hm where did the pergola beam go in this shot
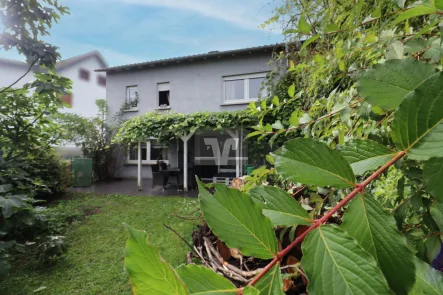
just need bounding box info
[226,129,241,178]
[137,140,142,191]
[180,130,195,192]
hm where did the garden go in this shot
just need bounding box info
[1,0,443,294]
[1,193,199,294]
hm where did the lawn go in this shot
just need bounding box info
[1,193,201,295]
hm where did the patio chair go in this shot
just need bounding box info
[151,164,166,189]
[159,162,168,171]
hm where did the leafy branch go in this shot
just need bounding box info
[243,151,406,294]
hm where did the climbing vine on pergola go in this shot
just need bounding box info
[114,110,258,191]
[114,110,258,144]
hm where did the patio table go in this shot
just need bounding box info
[160,168,180,189]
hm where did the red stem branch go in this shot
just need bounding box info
[238,151,406,294]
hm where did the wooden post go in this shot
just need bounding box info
[180,131,195,192]
[226,129,240,178]
[137,140,142,191]
[184,136,188,192]
[240,128,244,176]
[235,130,240,178]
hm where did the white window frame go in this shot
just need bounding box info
[125,85,138,111]
[222,72,268,104]
[126,140,169,165]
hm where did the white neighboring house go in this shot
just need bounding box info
[0,51,108,118]
[0,51,108,157]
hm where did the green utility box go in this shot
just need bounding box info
[71,158,93,187]
[245,165,255,176]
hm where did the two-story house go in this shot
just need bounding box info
[0,51,108,158]
[97,44,282,186]
[0,51,108,118]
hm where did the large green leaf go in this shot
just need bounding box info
[198,181,278,259]
[274,138,355,188]
[392,72,443,160]
[0,195,25,218]
[243,286,259,295]
[341,194,416,294]
[253,263,284,295]
[357,59,436,110]
[394,4,437,25]
[425,235,442,263]
[298,15,311,34]
[424,158,443,202]
[124,225,188,295]
[409,258,443,295]
[340,140,398,175]
[176,264,237,295]
[249,186,313,227]
[430,203,443,233]
[301,225,392,295]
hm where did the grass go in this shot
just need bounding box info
[1,193,201,295]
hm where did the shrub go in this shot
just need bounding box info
[121,0,443,294]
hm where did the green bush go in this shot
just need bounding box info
[27,149,70,199]
[0,148,70,200]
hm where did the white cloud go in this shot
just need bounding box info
[109,0,276,31]
[0,40,144,67]
[159,35,202,46]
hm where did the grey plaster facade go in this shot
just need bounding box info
[103,47,278,179]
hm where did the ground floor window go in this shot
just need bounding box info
[127,140,168,164]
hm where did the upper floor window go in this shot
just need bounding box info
[158,82,170,108]
[97,75,106,87]
[79,68,90,81]
[125,86,138,110]
[61,94,73,107]
[223,73,267,102]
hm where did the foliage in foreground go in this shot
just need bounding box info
[122,0,443,294]
[0,0,71,279]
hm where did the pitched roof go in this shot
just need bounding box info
[0,50,108,71]
[56,50,108,71]
[0,57,28,68]
[95,43,285,73]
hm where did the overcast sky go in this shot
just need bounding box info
[0,0,283,66]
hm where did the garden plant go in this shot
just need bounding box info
[122,0,443,294]
[0,0,71,278]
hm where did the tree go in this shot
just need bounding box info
[59,99,123,181]
[0,0,70,279]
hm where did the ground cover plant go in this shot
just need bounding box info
[122,0,443,294]
[0,193,200,295]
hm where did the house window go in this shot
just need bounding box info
[150,140,169,162]
[223,73,267,102]
[127,140,169,164]
[97,75,106,87]
[126,86,138,110]
[158,82,170,108]
[79,68,90,81]
[128,142,147,161]
[61,94,73,107]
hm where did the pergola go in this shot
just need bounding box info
[114,110,257,191]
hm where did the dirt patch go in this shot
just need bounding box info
[189,222,307,294]
[82,206,102,216]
